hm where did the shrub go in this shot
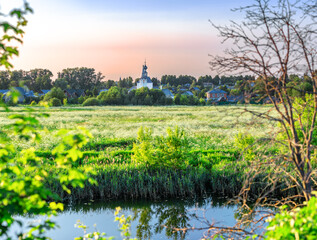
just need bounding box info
[78,96,85,104]
[30,100,37,106]
[44,87,65,102]
[63,98,67,105]
[264,196,317,239]
[234,133,256,161]
[132,126,192,169]
[50,97,62,106]
[199,98,206,105]
[82,97,100,106]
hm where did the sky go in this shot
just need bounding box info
[1,0,252,80]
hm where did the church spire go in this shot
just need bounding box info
[141,60,148,78]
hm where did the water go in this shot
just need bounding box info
[11,197,245,240]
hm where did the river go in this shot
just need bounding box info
[12,197,253,240]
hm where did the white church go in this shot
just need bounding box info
[136,61,153,89]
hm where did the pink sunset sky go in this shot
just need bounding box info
[1,0,247,80]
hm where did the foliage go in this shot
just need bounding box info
[234,133,256,161]
[78,96,85,104]
[264,195,317,239]
[83,97,100,106]
[75,220,114,240]
[0,2,33,69]
[56,67,104,91]
[98,86,124,105]
[132,126,192,169]
[115,207,138,240]
[0,101,96,238]
[44,87,65,102]
[50,97,62,107]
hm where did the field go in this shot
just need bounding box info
[0,105,281,201]
[0,105,277,149]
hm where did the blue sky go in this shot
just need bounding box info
[2,0,254,80]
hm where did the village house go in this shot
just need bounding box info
[4,87,37,103]
[64,89,85,98]
[162,89,174,99]
[38,89,51,97]
[206,89,228,100]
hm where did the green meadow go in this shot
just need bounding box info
[0,105,281,201]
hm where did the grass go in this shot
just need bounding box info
[0,105,277,151]
[0,105,282,201]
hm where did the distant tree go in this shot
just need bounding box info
[57,67,104,91]
[144,94,153,105]
[0,71,10,89]
[174,93,181,105]
[150,89,165,104]
[25,69,53,92]
[104,80,116,89]
[44,87,65,102]
[97,86,124,105]
[118,77,133,88]
[180,95,189,105]
[151,77,159,87]
[54,78,68,90]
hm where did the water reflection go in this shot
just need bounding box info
[61,197,234,240]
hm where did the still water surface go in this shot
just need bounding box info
[15,197,240,240]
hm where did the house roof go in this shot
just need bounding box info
[40,90,51,94]
[162,89,174,97]
[0,90,9,94]
[138,76,152,84]
[14,87,27,95]
[207,89,227,94]
[182,91,194,96]
[25,90,37,97]
[128,86,137,93]
[193,87,200,91]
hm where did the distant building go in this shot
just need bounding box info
[137,61,153,90]
[0,90,9,95]
[162,89,174,99]
[182,91,194,96]
[128,86,137,93]
[206,89,228,100]
[39,89,51,97]
[4,87,37,103]
[64,89,85,98]
[192,87,201,92]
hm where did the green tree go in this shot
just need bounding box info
[44,87,65,102]
[54,78,68,90]
[144,94,153,105]
[0,2,32,69]
[25,69,53,92]
[57,67,104,91]
[174,93,181,105]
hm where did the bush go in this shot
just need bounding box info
[44,87,65,102]
[30,101,37,106]
[234,133,256,161]
[199,98,206,105]
[132,126,192,169]
[78,96,85,104]
[264,196,317,239]
[50,97,62,106]
[82,97,100,106]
